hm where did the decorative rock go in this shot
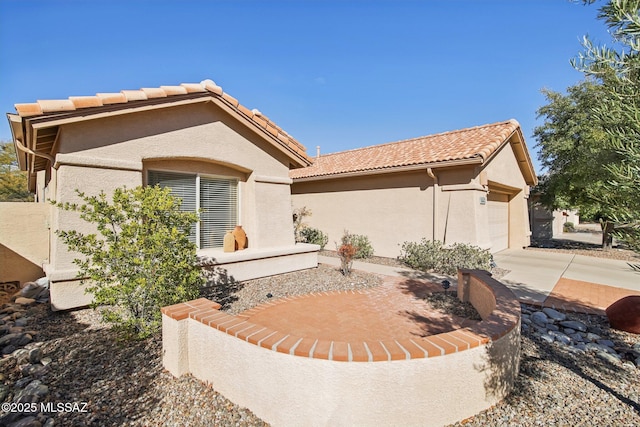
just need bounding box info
[21,364,48,378]
[635,356,640,368]
[24,380,49,397]
[17,334,32,346]
[605,295,640,334]
[569,333,585,343]
[586,332,601,342]
[14,317,28,327]
[563,328,576,335]
[543,307,567,321]
[28,348,42,364]
[0,333,23,347]
[586,342,617,355]
[11,348,29,364]
[596,351,621,365]
[560,320,587,332]
[532,311,549,326]
[2,345,16,355]
[547,323,560,332]
[597,339,615,348]
[540,333,554,343]
[549,330,572,345]
[15,377,33,388]
[40,357,51,367]
[14,297,36,306]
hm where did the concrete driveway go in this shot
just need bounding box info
[493,248,640,308]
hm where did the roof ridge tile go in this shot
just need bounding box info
[11,78,312,166]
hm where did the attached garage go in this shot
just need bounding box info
[487,192,509,253]
[291,119,538,258]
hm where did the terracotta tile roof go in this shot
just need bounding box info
[13,79,312,165]
[290,120,521,179]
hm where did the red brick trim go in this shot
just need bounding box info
[162,270,520,362]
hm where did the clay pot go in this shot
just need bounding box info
[232,225,247,250]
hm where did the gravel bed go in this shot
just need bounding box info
[319,249,405,267]
[1,266,638,426]
[528,239,640,262]
[452,306,640,427]
[425,291,481,321]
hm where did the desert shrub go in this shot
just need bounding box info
[398,239,446,271]
[337,243,357,275]
[293,206,312,242]
[441,242,492,275]
[300,227,329,249]
[341,231,374,259]
[563,221,575,232]
[55,186,204,339]
[399,239,491,276]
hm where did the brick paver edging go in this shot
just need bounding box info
[161,269,520,362]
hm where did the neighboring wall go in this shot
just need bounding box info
[0,202,50,284]
[291,138,533,258]
[291,170,435,258]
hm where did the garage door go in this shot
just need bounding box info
[488,193,509,253]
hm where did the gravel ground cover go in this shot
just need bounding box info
[527,238,640,262]
[0,263,638,426]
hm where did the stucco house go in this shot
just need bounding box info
[291,120,538,257]
[6,79,319,310]
[4,78,539,310]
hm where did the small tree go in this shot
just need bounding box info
[0,141,31,202]
[337,243,357,276]
[56,186,204,339]
[293,206,312,242]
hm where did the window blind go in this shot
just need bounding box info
[200,177,238,248]
[148,170,238,249]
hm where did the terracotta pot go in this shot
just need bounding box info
[232,225,247,250]
[223,231,236,253]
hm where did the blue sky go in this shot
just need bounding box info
[0,0,612,173]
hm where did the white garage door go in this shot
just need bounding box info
[488,193,509,253]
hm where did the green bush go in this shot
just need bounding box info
[341,231,374,259]
[55,186,204,339]
[300,227,329,249]
[399,239,491,275]
[563,221,575,232]
[442,242,492,275]
[398,239,446,271]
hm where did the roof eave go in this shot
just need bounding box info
[19,94,312,170]
[482,127,538,186]
[291,157,483,182]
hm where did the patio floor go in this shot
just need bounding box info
[238,276,480,343]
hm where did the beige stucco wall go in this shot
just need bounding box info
[482,139,532,249]
[42,101,301,309]
[177,320,518,427]
[292,139,533,258]
[0,202,50,284]
[291,171,434,257]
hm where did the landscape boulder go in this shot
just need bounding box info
[606,295,640,334]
